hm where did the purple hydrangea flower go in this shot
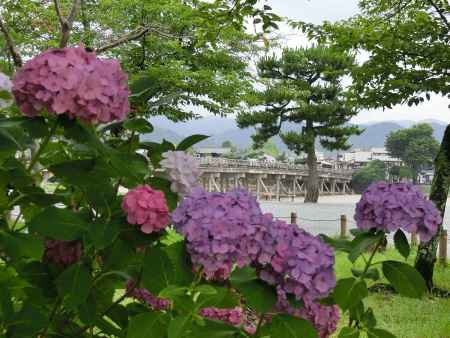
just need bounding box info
[43,239,82,267]
[255,217,336,301]
[355,181,441,242]
[199,307,244,326]
[160,151,201,195]
[126,281,170,311]
[276,288,339,338]
[172,188,265,280]
[12,46,129,123]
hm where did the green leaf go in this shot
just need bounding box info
[260,314,318,338]
[338,327,360,338]
[363,308,377,328]
[382,260,426,298]
[320,234,353,252]
[351,267,380,281]
[8,304,48,337]
[127,312,168,338]
[88,219,120,250]
[189,319,240,338]
[332,277,368,311]
[393,229,410,260]
[123,118,154,133]
[230,266,276,313]
[163,242,194,286]
[0,231,44,261]
[348,232,384,263]
[168,315,191,338]
[56,263,92,310]
[367,328,397,338]
[177,134,209,151]
[142,247,175,294]
[29,206,88,240]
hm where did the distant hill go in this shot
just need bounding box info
[144,116,447,151]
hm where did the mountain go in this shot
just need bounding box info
[144,117,447,151]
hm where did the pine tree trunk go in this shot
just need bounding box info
[304,144,319,203]
[414,124,450,290]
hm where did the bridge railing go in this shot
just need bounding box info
[195,157,354,177]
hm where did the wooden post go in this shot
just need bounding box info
[290,212,297,225]
[340,214,347,238]
[438,230,448,266]
[411,231,418,247]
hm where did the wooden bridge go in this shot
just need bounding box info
[196,157,354,200]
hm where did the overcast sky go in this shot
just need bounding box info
[263,0,450,124]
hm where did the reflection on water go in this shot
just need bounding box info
[260,195,450,257]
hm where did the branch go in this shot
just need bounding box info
[55,0,81,48]
[95,25,177,54]
[427,0,450,31]
[0,16,23,68]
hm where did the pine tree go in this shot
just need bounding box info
[238,46,360,202]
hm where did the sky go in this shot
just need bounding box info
[263,0,450,124]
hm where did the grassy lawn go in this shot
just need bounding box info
[332,248,450,338]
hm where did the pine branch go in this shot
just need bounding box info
[0,16,23,68]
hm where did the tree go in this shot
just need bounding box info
[385,124,440,184]
[351,160,386,193]
[237,46,360,203]
[277,152,287,162]
[297,0,449,288]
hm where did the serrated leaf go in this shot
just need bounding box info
[127,312,168,338]
[168,315,191,338]
[56,263,92,310]
[332,277,368,311]
[176,134,209,151]
[382,260,426,298]
[348,232,384,263]
[142,247,175,294]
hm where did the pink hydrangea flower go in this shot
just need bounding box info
[160,151,201,195]
[43,239,82,267]
[126,281,170,311]
[122,185,170,234]
[12,46,129,123]
[199,307,244,326]
[0,72,13,109]
[355,181,441,242]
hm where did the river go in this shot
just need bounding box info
[260,195,450,257]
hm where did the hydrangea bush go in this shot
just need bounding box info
[0,47,434,338]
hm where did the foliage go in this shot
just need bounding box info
[237,46,361,202]
[351,160,386,193]
[385,124,439,183]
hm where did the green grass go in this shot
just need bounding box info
[332,248,450,338]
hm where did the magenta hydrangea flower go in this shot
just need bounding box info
[126,281,170,311]
[12,46,129,123]
[0,72,13,109]
[172,188,265,280]
[200,307,244,326]
[43,239,82,267]
[355,181,441,242]
[276,288,339,338]
[160,151,201,195]
[255,217,336,301]
[122,185,170,234]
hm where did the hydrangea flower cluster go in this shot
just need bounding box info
[276,288,339,338]
[199,307,244,326]
[172,188,265,279]
[126,281,170,311]
[256,218,336,301]
[160,151,201,195]
[0,72,13,109]
[43,239,82,267]
[355,181,441,242]
[122,185,169,234]
[12,46,129,123]
[199,307,256,335]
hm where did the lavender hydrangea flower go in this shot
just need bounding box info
[12,46,129,123]
[255,217,336,301]
[172,188,265,279]
[126,281,170,311]
[355,181,441,242]
[43,239,82,267]
[160,151,201,195]
[0,72,13,109]
[276,288,339,338]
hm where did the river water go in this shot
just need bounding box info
[260,195,450,257]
